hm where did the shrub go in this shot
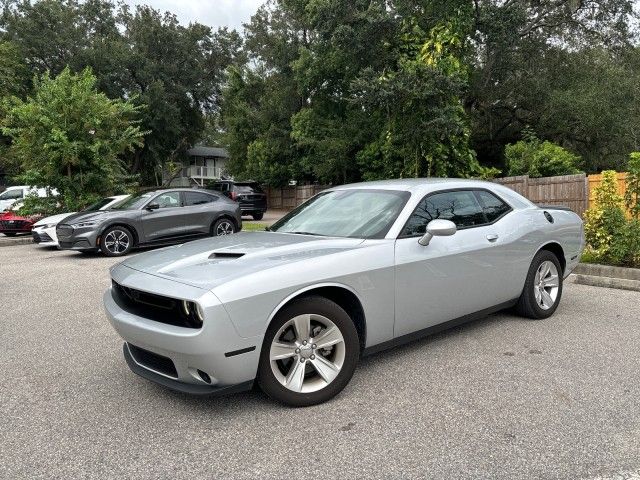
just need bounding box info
[505,130,582,178]
[583,170,625,262]
[625,152,640,220]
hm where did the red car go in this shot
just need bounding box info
[0,210,40,236]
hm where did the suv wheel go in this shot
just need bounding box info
[100,226,134,257]
[252,212,264,221]
[211,218,235,236]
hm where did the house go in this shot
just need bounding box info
[167,146,230,187]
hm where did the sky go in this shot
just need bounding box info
[122,0,265,31]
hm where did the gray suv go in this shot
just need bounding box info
[57,189,242,256]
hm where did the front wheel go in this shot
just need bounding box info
[211,218,236,236]
[100,226,134,257]
[515,250,563,319]
[3,232,17,237]
[258,296,359,407]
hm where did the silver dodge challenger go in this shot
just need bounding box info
[104,179,585,406]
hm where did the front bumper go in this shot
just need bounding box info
[57,226,100,251]
[32,226,58,245]
[104,264,262,394]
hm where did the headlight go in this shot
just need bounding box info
[181,300,204,327]
[40,223,56,229]
[72,221,97,228]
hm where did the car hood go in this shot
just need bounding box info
[118,231,365,290]
[34,212,76,227]
[62,209,128,224]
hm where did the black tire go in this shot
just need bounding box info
[3,232,17,237]
[252,212,264,221]
[211,217,236,236]
[515,249,563,320]
[99,225,134,257]
[258,296,360,407]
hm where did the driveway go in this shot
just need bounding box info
[1,243,639,479]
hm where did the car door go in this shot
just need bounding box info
[393,189,515,338]
[139,191,185,243]
[182,191,219,235]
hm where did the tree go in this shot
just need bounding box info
[2,67,145,209]
[0,0,242,184]
[468,0,639,172]
[223,0,492,186]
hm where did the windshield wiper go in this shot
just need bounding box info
[286,231,324,236]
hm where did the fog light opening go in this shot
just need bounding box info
[197,369,211,384]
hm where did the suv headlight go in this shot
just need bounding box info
[73,221,97,228]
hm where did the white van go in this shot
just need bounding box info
[0,186,58,211]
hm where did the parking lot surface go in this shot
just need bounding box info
[1,243,639,479]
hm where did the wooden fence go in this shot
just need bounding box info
[265,185,328,210]
[266,172,630,217]
[493,173,589,217]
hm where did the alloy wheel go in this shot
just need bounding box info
[533,260,560,310]
[269,314,346,393]
[215,221,234,236]
[104,229,130,254]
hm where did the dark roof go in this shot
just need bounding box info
[187,146,229,158]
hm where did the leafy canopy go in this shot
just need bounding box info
[2,67,145,210]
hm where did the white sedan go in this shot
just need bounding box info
[32,195,129,246]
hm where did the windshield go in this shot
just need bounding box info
[0,189,22,200]
[270,189,410,239]
[111,192,153,210]
[83,197,117,212]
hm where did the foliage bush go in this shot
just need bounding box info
[625,152,640,220]
[2,67,145,213]
[583,169,640,267]
[505,130,582,178]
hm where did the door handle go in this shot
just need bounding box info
[486,234,499,242]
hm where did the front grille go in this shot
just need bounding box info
[111,280,202,329]
[128,344,178,378]
[0,220,28,229]
[56,224,73,237]
[32,231,53,243]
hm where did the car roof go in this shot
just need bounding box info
[328,178,535,209]
[332,178,495,192]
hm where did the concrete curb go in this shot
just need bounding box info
[572,263,640,292]
[0,236,33,247]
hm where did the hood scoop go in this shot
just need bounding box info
[209,251,245,259]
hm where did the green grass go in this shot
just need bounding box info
[242,222,269,232]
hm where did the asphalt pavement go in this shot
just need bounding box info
[1,243,639,479]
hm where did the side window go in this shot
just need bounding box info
[475,190,511,222]
[401,190,486,236]
[153,191,181,209]
[212,184,223,192]
[184,191,216,206]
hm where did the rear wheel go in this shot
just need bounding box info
[3,232,17,237]
[252,212,264,221]
[515,250,563,319]
[258,296,359,407]
[100,226,134,257]
[211,218,235,236]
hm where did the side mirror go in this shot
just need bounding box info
[146,203,160,211]
[418,219,457,246]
